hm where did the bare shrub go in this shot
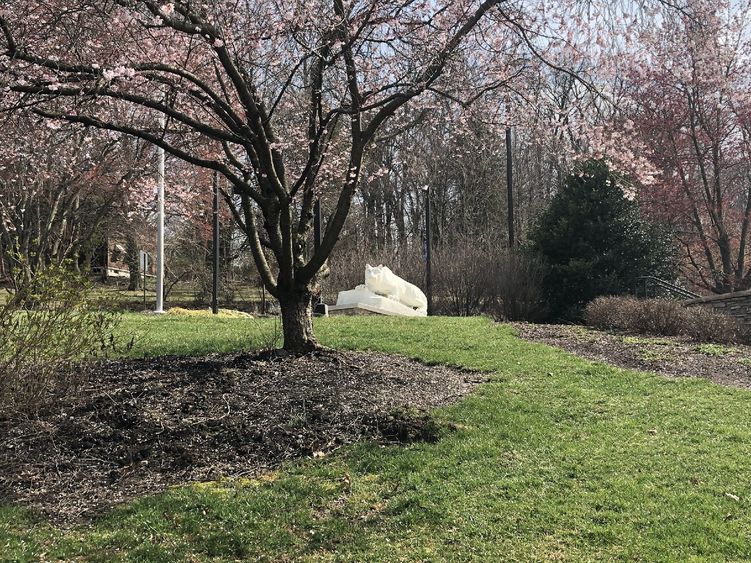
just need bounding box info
[685,306,745,344]
[433,243,545,320]
[0,262,122,413]
[635,300,687,335]
[583,296,637,330]
[584,296,746,344]
[432,241,493,316]
[324,237,544,320]
[191,269,238,307]
[585,296,684,334]
[491,251,546,321]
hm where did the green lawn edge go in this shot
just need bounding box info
[2,315,751,561]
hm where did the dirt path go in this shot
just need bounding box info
[1,350,484,524]
[513,322,751,389]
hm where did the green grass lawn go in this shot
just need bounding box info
[3,315,751,561]
[0,279,264,310]
[117,311,281,357]
[98,282,265,311]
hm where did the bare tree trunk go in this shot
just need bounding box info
[279,290,317,352]
[0,246,6,281]
[100,236,110,284]
[125,232,140,291]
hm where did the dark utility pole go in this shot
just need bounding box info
[313,198,323,306]
[211,171,220,315]
[142,254,147,306]
[506,127,515,249]
[425,186,433,315]
[314,198,322,252]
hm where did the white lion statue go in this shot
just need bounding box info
[334,264,428,316]
[364,264,428,313]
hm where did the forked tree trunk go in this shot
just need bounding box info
[279,289,318,352]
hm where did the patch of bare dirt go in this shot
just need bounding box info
[513,322,751,389]
[0,350,484,524]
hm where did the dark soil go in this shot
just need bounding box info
[0,350,484,524]
[514,322,751,389]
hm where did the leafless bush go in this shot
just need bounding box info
[584,296,640,330]
[490,251,546,321]
[432,241,493,316]
[191,269,238,307]
[324,237,544,320]
[685,306,746,344]
[585,296,685,334]
[430,240,544,319]
[584,296,746,344]
[0,263,122,413]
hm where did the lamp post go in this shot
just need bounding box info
[423,185,432,316]
[211,171,220,315]
[506,127,515,250]
[140,251,149,305]
[314,197,322,305]
[314,197,322,253]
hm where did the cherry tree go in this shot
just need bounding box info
[0,0,681,350]
[0,112,154,291]
[620,0,751,293]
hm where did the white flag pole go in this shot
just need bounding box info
[155,117,166,313]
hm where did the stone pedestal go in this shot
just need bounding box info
[331,285,427,317]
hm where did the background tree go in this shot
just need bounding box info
[0,112,152,294]
[530,160,677,320]
[619,1,751,294]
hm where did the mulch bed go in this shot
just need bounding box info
[1,350,484,524]
[513,322,751,389]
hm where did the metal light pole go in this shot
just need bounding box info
[313,197,322,306]
[141,252,148,306]
[506,127,515,250]
[211,171,220,315]
[424,185,432,316]
[155,118,166,313]
[314,197,322,253]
